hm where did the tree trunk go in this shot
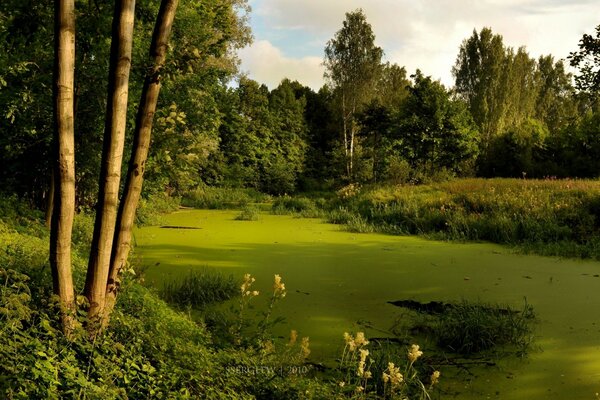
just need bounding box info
[341,91,349,177]
[103,0,179,326]
[45,170,55,228]
[50,0,77,337]
[85,0,136,330]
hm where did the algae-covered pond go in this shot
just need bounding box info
[136,209,600,399]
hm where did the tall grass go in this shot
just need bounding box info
[160,269,238,309]
[271,196,325,218]
[326,178,600,259]
[430,299,536,355]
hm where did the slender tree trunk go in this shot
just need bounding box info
[103,0,179,326]
[50,0,77,337]
[45,170,55,228]
[341,91,350,177]
[349,98,356,179]
[85,0,136,330]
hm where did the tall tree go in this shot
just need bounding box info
[106,0,179,323]
[85,0,136,327]
[568,24,600,109]
[535,55,578,133]
[50,0,77,336]
[398,71,479,175]
[324,9,383,179]
[452,28,507,149]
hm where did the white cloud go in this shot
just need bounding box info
[240,0,599,88]
[238,40,324,90]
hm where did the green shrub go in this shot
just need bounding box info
[182,187,268,210]
[235,205,260,221]
[271,196,323,217]
[135,193,180,226]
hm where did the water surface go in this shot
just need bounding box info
[136,209,600,399]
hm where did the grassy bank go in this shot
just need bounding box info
[0,196,341,399]
[2,195,447,399]
[266,178,600,259]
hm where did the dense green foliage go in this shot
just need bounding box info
[0,198,344,399]
[2,2,600,202]
[3,1,600,396]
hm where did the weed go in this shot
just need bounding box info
[235,205,260,221]
[160,268,238,309]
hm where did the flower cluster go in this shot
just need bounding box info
[273,274,286,298]
[382,362,404,387]
[288,329,298,346]
[337,183,361,199]
[357,349,371,378]
[241,273,259,297]
[300,337,311,358]
[430,370,441,386]
[408,344,423,363]
[343,331,369,352]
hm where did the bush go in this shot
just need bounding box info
[235,205,260,221]
[135,193,180,226]
[271,196,323,218]
[182,187,268,210]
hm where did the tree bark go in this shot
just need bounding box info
[45,170,55,228]
[85,0,136,330]
[103,0,179,326]
[50,0,77,337]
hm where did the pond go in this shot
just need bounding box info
[136,209,600,399]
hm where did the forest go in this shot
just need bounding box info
[2,0,600,399]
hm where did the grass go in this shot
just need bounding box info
[234,205,260,221]
[326,178,600,259]
[160,268,239,309]
[271,195,325,217]
[429,299,536,355]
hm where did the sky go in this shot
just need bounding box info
[237,0,599,90]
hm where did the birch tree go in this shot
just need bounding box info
[324,9,383,179]
[85,0,136,328]
[105,0,179,325]
[50,0,77,336]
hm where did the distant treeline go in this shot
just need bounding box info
[2,4,599,205]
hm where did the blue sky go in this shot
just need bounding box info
[237,0,599,90]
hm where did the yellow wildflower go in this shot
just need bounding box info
[289,330,298,346]
[357,348,369,376]
[383,362,403,387]
[408,344,423,363]
[300,337,310,358]
[354,332,369,347]
[262,340,275,354]
[431,370,441,386]
[241,273,257,296]
[273,274,286,297]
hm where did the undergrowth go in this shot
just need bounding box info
[182,187,269,210]
[326,178,600,260]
